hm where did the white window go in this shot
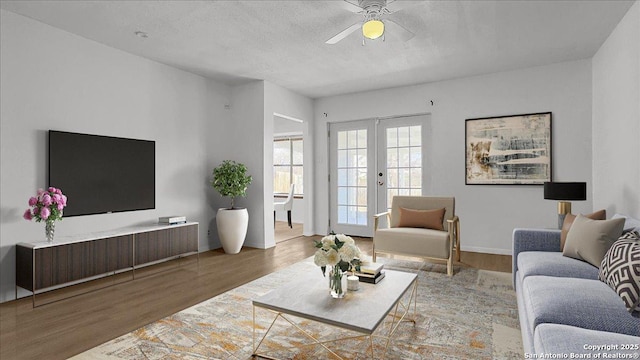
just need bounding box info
[273,137,303,196]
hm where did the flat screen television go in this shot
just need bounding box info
[48,130,155,217]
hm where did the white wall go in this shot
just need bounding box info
[592,1,640,219]
[209,81,314,249]
[209,81,266,249]
[274,115,303,135]
[0,10,230,302]
[314,60,593,254]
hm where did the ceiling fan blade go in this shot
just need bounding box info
[385,0,403,13]
[386,0,420,14]
[339,0,364,13]
[385,18,415,42]
[325,22,362,44]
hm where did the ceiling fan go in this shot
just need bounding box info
[326,0,415,45]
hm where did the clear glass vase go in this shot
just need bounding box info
[45,220,55,242]
[329,266,347,298]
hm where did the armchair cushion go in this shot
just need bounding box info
[397,207,445,230]
[374,227,450,259]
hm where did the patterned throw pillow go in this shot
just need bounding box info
[599,230,640,314]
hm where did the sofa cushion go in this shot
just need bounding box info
[517,251,598,282]
[600,230,640,314]
[515,277,535,354]
[522,275,640,336]
[534,323,640,356]
[563,215,625,267]
[561,210,606,250]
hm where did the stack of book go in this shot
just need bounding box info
[355,262,385,284]
[159,216,187,225]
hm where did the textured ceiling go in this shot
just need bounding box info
[0,0,634,98]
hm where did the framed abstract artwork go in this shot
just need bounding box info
[465,112,552,185]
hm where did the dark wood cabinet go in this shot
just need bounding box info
[135,230,170,265]
[107,235,134,272]
[16,223,198,294]
[169,225,198,257]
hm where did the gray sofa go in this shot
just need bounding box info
[513,228,640,357]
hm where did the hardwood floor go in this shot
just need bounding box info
[0,236,511,359]
[274,220,303,243]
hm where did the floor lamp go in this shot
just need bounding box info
[543,182,587,229]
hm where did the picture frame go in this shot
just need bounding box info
[465,112,552,185]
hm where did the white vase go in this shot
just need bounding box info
[216,208,249,254]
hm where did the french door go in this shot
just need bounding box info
[329,115,427,237]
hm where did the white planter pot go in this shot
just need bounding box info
[216,208,248,254]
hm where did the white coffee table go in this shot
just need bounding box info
[252,269,418,359]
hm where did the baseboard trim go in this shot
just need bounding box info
[462,246,512,256]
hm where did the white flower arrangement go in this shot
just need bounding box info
[313,233,362,275]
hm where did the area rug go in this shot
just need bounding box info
[71,258,522,359]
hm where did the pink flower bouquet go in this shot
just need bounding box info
[24,187,67,222]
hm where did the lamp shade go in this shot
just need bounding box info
[362,20,384,40]
[543,182,587,201]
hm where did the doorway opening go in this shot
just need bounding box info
[273,114,305,242]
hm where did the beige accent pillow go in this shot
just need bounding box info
[563,214,625,267]
[397,207,445,230]
[561,210,606,250]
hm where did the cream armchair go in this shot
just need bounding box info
[373,196,460,276]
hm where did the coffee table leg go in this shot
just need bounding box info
[414,279,418,315]
[252,307,281,358]
[376,279,418,359]
[252,307,375,359]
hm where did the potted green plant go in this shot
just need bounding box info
[211,160,253,254]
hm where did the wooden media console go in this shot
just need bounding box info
[16,222,198,306]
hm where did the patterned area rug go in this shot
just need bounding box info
[71,258,522,359]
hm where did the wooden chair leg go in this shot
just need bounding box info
[456,221,461,262]
[447,257,453,276]
[287,210,292,228]
[372,241,377,262]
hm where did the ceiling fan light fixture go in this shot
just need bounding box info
[362,19,384,40]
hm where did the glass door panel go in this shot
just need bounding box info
[377,117,426,215]
[329,115,426,237]
[329,121,375,237]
